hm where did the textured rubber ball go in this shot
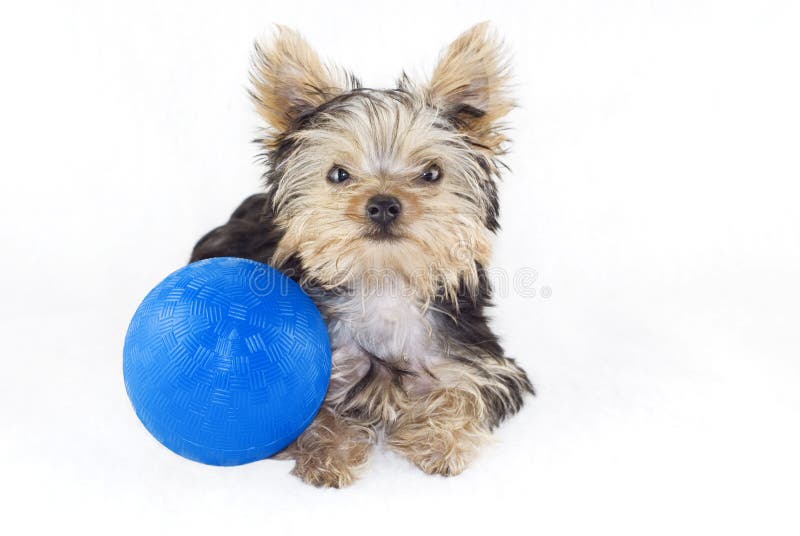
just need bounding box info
[123,257,331,466]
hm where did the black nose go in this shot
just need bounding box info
[366,195,402,226]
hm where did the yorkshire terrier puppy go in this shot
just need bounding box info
[191,22,532,487]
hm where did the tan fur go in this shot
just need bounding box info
[285,371,493,483]
[250,26,353,134]
[276,330,528,487]
[289,354,500,482]
[386,387,491,476]
[282,347,510,484]
[281,407,375,488]
[268,92,494,303]
[428,21,514,153]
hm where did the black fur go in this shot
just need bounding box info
[190,194,281,264]
[432,265,533,428]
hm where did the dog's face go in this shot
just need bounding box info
[252,23,513,301]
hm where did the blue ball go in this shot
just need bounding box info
[123,257,331,466]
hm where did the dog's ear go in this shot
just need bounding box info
[250,26,353,133]
[428,22,513,152]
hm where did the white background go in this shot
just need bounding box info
[1,1,798,534]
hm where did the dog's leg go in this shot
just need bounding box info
[385,350,531,477]
[279,405,375,488]
[386,386,490,477]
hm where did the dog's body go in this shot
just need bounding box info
[192,23,532,487]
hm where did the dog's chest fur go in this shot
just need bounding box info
[324,285,441,371]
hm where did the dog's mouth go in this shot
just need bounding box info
[363,227,404,242]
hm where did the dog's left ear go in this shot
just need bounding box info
[428,22,513,152]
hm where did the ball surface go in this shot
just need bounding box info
[123,257,331,466]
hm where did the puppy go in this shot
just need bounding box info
[192,22,532,487]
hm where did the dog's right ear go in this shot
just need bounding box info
[250,26,354,134]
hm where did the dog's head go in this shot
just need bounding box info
[252,23,513,301]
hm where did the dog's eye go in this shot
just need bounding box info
[420,164,442,183]
[327,166,350,184]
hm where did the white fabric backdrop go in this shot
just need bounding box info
[0,1,797,534]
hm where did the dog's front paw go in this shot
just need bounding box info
[285,407,374,488]
[401,439,473,477]
[386,388,490,477]
[291,455,360,488]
